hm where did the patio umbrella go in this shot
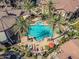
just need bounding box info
[48,42,54,48]
[0,15,17,45]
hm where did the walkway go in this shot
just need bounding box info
[37,55,43,59]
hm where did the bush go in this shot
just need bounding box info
[42,14,49,20]
[26,51,32,57]
[45,45,50,50]
[60,37,67,43]
[48,45,59,54]
[0,48,3,51]
[43,51,49,57]
[5,47,11,52]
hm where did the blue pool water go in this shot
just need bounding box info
[27,21,53,41]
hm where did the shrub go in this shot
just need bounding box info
[26,51,32,57]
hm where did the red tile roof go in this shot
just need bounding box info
[57,39,79,59]
[55,0,79,12]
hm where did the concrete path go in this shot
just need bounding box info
[37,55,43,59]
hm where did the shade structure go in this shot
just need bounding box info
[0,15,18,46]
[0,15,16,32]
[4,51,23,59]
[48,42,54,48]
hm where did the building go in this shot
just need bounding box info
[37,0,79,19]
[55,0,79,12]
[48,39,79,59]
[57,39,79,59]
[0,15,19,47]
[54,0,79,18]
[4,51,23,59]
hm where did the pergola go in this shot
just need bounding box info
[0,15,18,46]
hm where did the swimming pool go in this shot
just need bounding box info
[27,21,53,41]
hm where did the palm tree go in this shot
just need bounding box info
[67,20,79,39]
[16,16,30,38]
[48,0,56,17]
[42,0,57,31]
[23,0,35,14]
[48,12,59,31]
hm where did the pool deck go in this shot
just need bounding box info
[17,20,60,51]
[17,32,59,51]
[18,36,52,50]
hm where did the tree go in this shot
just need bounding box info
[23,0,35,14]
[16,16,30,38]
[72,21,79,31]
[44,0,58,31]
[48,0,55,17]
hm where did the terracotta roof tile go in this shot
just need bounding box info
[55,0,79,12]
[57,39,79,59]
